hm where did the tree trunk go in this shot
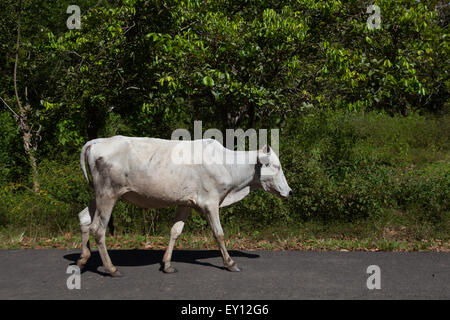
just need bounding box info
[13,0,40,193]
[18,104,40,193]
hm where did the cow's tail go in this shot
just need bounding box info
[80,138,104,186]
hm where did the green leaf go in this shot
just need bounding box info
[202,76,214,87]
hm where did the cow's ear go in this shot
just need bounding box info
[261,144,271,154]
[258,146,270,166]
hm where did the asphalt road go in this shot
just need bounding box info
[0,249,448,299]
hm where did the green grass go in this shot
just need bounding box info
[1,216,448,251]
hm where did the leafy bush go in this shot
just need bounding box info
[0,112,28,185]
[1,111,448,237]
[280,110,449,224]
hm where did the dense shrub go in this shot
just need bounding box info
[0,111,448,237]
[0,159,90,235]
[0,112,28,185]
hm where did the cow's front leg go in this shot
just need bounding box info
[204,203,240,272]
[162,206,190,273]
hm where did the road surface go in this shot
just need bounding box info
[0,249,448,299]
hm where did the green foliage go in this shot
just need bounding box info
[0,112,28,184]
[3,0,446,151]
[2,111,448,237]
[0,1,448,238]
[281,110,449,225]
[391,162,449,224]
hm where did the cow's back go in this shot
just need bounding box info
[87,136,224,208]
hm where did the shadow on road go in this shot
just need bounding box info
[64,249,260,276]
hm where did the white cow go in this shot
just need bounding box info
[77,136,292,276]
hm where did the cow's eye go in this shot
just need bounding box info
[264,163,270,167]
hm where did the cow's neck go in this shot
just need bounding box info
[217,150,261,207]
[225,150,260,191]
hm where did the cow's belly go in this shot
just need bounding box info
[121,191,195,209]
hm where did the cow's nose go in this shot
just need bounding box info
[288,190,293,198]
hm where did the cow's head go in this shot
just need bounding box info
[256,145,292,199]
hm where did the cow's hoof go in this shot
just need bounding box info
[76,259,85,269]
[226,263,241,272]
[163,266,178,274]
[110,269,123,277]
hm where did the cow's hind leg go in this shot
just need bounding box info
[76,200,96,269]
[203,203,240,272]
[162,206,190,273]
[90,196,120,277]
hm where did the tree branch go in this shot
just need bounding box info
[13,0,22,112]
[0,96,20,120]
